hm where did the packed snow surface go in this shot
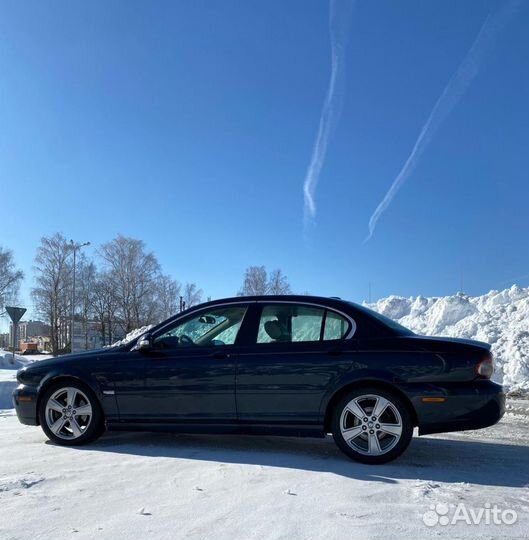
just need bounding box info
[0,405,527,540]
[366,285,529,391]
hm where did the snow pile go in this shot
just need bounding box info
[109,325,153,347]
[0,351,53,410]
[0,351,35,370]
[366,285,529,391]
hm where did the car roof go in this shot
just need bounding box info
[195,294,352,310]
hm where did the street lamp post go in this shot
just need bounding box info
[70,240,90,354]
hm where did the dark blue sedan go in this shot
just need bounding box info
[13,295,505,464]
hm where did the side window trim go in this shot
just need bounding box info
[319,310,328,341]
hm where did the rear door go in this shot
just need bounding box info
[235,302,355,427]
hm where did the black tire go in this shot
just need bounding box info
[331,386,413,464]
[38,380,104,446]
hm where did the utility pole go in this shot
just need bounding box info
[368,282,372,304]
[70,240,90,354]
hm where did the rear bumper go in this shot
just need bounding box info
[409,380,505,436]
[12,385,39,425]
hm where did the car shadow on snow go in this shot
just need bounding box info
[62,431,529,488]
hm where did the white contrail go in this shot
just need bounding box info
[365,0,521,242]
[303,0,354,227]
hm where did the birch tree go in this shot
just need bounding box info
[32,234,72,354]
[0,245,24,307]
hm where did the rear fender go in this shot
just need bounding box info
[319,369,419,429]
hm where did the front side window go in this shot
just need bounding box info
[154,305,247,348]
[256,304,351,344]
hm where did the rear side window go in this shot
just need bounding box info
[323,310,350,340]
[256,304,352,343]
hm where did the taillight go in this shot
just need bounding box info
[476,353,494,379]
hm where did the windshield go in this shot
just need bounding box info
[348,302,414,336]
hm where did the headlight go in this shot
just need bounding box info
[17,367,45,386]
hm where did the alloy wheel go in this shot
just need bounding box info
[44,386,93,440]
[339,393,403,456]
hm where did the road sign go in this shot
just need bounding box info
[5,306,26,364]
[5,306,26,324]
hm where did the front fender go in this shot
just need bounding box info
[36,366,118,421]
[38,368,103,399]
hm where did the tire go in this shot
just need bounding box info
[331,386,413,464]
[38,380,104,446]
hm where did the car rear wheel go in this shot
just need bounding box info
[39,381,104,446]
[331,387,413,464]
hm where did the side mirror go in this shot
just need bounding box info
[134,335,152,352]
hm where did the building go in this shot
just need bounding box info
[9,320,51,351]
[0,333,10,348]
[18,320,51,341]
[57,318,126,352]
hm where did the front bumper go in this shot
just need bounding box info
[12,385,39,425]
[409,380,505,436]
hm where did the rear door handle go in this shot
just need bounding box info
[211,351,230,359]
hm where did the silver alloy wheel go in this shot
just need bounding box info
[339,393,403,456]
[45,387,93,440]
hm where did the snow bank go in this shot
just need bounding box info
[0,351,36,370]
[110,325,153,347]
[366,285,529,391]
[0,351,53,409]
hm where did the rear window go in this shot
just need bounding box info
[348,302,414,336]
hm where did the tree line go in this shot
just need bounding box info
[1,238,292,355]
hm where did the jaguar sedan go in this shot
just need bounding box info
[13,295,505,464]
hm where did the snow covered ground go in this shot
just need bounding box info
[366,285,529,393]
[0,352,53,411]
[0,405,527,540]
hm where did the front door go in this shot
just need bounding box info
[142,303,249,424]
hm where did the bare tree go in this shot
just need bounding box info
[92,271,119,346]
[76,255,97,349]
[0,245,24,307]
[238,265,292,295]
[267,268,292,295]
[31,234,72,355]
[183,282,203,309]
[99,235,161,332]
[157,274,181,319]
[238,265,268,296]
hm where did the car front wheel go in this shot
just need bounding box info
[39,381,104,446]
[331,387,413,464]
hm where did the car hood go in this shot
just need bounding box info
[22,346,117,370]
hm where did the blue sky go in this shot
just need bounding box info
[0,0,528,325]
